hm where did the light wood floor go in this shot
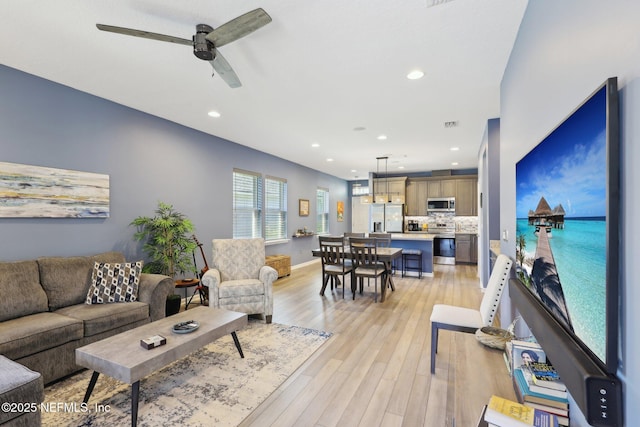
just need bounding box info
[239,261,516,427]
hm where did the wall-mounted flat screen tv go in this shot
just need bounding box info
[515,77,619,374]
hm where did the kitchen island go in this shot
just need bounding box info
[389,233,434,277]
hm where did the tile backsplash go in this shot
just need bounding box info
[405,215,478,233]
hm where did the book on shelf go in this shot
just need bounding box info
[484,395,559,427]
[512,368,569,410]
[519,365,568,399]
[511,340,546,372]
[526,362,567,392]
[524,402,569,426]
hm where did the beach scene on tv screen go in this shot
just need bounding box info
[515,86,607,363]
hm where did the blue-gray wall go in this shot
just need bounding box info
[500,1,640,424]
[486,118,500,242]
[0,65,348,265]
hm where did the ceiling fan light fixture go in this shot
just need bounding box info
[194,24,214,60]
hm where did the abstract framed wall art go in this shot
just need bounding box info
[0,161,110,218]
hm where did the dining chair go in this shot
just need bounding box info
[343,232,365,246]
[318,236,353,299]
[344,232,365,238]
[349,237,386,302]
[368,232,396,278]
[429,254,513,373]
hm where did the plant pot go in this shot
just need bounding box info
[165,295,182,317]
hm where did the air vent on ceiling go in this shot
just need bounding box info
[444,121,458,128]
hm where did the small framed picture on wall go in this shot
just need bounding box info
[299,199,309,216]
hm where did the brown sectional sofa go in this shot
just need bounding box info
[0,251,174,385]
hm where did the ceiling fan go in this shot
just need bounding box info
[96,8,272,88]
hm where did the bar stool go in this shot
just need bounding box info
[402,249,423,278]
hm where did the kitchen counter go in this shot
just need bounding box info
[386,234,434,276]
[390,233,436,240]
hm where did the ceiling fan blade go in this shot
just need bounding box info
[96,24,192,46]
[205,8,271,48]
[209,51,242,88]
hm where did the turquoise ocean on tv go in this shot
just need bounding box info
[517,217,606,362]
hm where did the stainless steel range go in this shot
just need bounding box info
[431,222,456,265]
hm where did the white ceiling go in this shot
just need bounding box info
[0,0,527,180]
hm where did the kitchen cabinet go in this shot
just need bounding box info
[373,177,406,203]
[427,179,456,198]
[455,178,478,216]
[471,234,478,263]
[404,174,477,217]
[455,233,478,264]
[406,179,428,215]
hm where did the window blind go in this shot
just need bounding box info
[316,188,329,234]
[264,176,287,241]
[233,169,262,239]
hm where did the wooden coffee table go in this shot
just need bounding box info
[75,306,248,427]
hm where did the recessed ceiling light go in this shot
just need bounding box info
[451,162,459,166]
[311,143,320,148]
[207,110,221,118]
[377,135,387,140]
[450,147,460,151]
[407,70,424,80]
[326,158,334,162]
[398,166,405,169]
[351,169,357,173]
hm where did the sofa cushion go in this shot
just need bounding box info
[212,238,266,282]
[0,312,83,360]
[86,261,142,304]
[38,251,126,310]
[55,301,149,337]
[0,260,49,322]
[218,279,265,298]
[0,355,44,425]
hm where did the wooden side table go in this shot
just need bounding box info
[174,279,206,310]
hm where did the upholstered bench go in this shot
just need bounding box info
[0,355,44,426]
[265,255,291,278]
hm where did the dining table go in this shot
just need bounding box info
[311,246,402,303]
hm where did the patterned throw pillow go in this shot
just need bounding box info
[86,261,143,304]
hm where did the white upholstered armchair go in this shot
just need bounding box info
[201,238,277,323]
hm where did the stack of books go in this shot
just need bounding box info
[479,395,559,426]
[513,366,569,425]
[505,340,570,426]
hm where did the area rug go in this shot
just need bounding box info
[42,321,332,427]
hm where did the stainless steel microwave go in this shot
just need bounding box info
[427,197,455,214]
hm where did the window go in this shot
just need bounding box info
[264,176,288,241]
[352,184,370,196]
[233,169,262,239]
[316,188,329,234]
[233,170,288,241]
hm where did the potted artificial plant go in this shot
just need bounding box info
[131,201,197,316]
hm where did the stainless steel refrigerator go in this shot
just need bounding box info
[370,203,404,233]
